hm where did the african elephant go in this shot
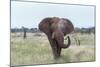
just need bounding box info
[39,17,74,59]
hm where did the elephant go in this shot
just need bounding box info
[39,17,74,59]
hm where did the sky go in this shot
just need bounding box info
[11,1,95,28]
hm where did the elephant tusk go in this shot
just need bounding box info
[52,32,55,39]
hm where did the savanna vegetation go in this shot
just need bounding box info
[11,32,95,66]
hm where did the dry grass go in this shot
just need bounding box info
[11,33,95,66]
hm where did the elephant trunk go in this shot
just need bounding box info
[56,36,71,49]
[65,36,71,48]
[52,31,71,48]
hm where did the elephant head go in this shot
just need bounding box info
[39,17,74,59]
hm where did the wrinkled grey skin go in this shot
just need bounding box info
[39,17,74,59]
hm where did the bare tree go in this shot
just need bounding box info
[22,26,27,39]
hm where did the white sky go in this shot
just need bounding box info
[11,1,95,28]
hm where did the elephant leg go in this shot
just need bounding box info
[53,31,71,49]
[54,39,62,57]
[47,34,60,59]
[57,45,62,57]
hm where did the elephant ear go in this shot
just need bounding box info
[62,18,74,33]
[39,17,52,34]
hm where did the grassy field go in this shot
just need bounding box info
[11,33,95,66]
